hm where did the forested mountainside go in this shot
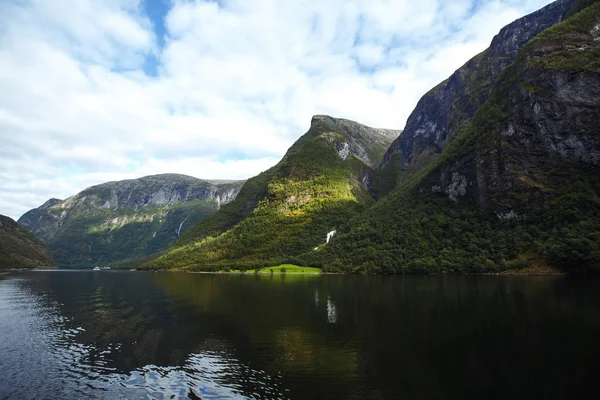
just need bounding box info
[150,0,600,274]
[142,116,398,270]
[19,174,244,268]
[315,0,600,274]
[0,214,56,269]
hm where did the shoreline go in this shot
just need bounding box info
[2,267,570,277]
[155,269,568,277]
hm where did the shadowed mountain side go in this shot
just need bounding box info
[376,0,576,197]
[0,214,56,269]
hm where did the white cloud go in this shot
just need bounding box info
[0,0,555,220]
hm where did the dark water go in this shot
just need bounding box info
[1,272,600,399]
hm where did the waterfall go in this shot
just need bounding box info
[176,216,189,237]
[326,230,337,244]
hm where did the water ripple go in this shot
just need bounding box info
[0,275,289,400]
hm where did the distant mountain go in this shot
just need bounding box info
[18,174,245,268]
[142,116,399,270]
[0,214,56,269]
[321,0,600,273]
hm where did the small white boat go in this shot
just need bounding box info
[93,267,100,271]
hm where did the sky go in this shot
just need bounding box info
[0,0,555,220]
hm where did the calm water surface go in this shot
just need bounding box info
[1,271,599,399]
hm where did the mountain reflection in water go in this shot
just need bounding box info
[1,271,600,399]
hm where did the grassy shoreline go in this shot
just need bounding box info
[211,264,323,275]
[4,266,569,276]
[182,264,567,276]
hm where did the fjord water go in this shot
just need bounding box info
[1,272,599,400]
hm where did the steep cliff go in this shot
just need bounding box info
[143,116,398,270]
[19,174,244,268]
[318,0,600,273]
[377,0,576,196]
[423,2,600,215]
[0,214,56,269]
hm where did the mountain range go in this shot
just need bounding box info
[18,175,244,268]
[8,0,600,273]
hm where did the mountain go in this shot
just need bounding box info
[21,0,597,274]
[319,0,600,273]
[0,214,56,269]
[142,116,399,270]
[377,0,576,196]
[18,174,245,268]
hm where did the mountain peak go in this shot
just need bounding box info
[309,115,401,169]
[310,114,335,125]
[311,115,398,136]
[330,0,600,274]
[378,0,575,184]
[40,198,62,209]
[310,114,361,128]
[84,173,227,192]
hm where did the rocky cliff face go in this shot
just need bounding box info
[310,115,401,196]
[18,174,244,268]
[143,116,398,270]
[378,0,576,191]
[0,214,56,269]
[310,115,400,168]
[423,1,600,216]
[318,0,600,273]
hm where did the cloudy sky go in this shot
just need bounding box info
[0,0,554,220]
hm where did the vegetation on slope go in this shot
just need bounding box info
[527,1,600,72]
[565,0,599,18]
[0,215,56,269]
[307,187,600,274]
[19,174,244,268]
[143,116,396,271]
[310,2,600,274]
[48,199,220,268]
[173,168,276,249]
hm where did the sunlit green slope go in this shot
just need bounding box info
[143,116,398,270]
